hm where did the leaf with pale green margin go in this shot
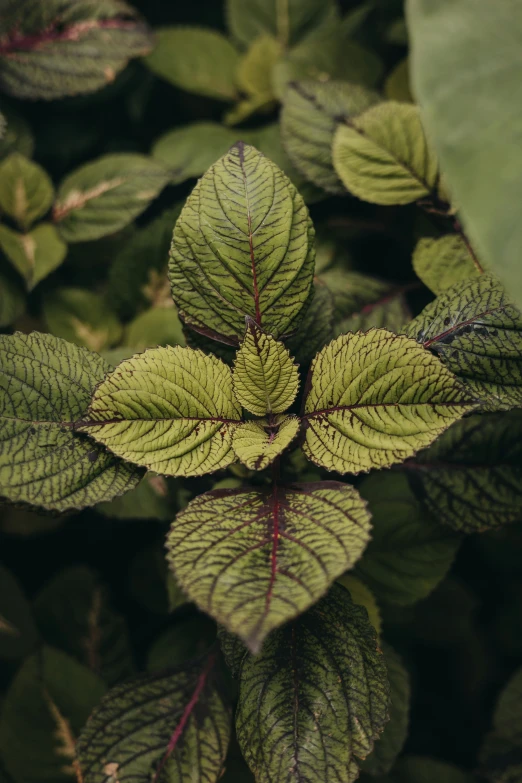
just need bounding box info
[98,474,172,521]
[233,321,300,415]
[385,59,413,104]
[234,584,390,782]
[43,287,123,353]
[53,153,170,243]
[332,102,439,205]
[226,0,339,49]
[0,271,24,327]
[76,654,230,783]
[337,573,382,637]
[169,142,315,343]
[0,102,34,159]
[0,332,141,512]
[281,80,380,194]
[286,280,334,365]
[167,482,371,653]
[405,274,522,411]
[125,307,186,351]
[0,152,53,229]
[403,411,522,533]
[394,756,474,783]
[80,345,241,477]
[144,27,240,101]
[0,0,153,100]
[412,235,480,295]
[0,222,67,290]
[225,35,281,126]
[356,473,460,606]
[303,329,476,474]
[0,646,106,783]
[0,566,39,660]
[232,415,300,470]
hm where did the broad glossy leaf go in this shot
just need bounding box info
[81,345,241,477]
[54,153,170,242]
[235,584,390,782]
[412,235,480,295]
[405,274,522,411]
[76,655,230,783]
[0,271,24,327]
[303,329,476,474]
[0,222,67,290]
[332,102,439,205]
[226,0,338,48]
[0,152,53,229]
[286,280,334,365]
[169,143,315,343]
[43,287,123,352]
[0,332,140,512]
[125,306,186,351]
[0,0,153,100]
[337,573,382,637]
[0,566,39,660]
[403,412,522,533]
[232,415,300,470]
[167,482,371,652]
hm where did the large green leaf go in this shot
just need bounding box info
[0,152,53,229]
[0,0,153,100]
[167,482,371,652]
[80,345,241,477]
[232,415,300,470]
[303,329,475,474]
[76,655,230,782]
[0,332,140,512]
[412,235,481,296]
[169,142,315,343]
[226,0,338,48]
[0,565,39,660]
[234,584,390,782]
[0,222,67,290]
[54,153,170,243]
[405,274,522,411]
[406,0,522,311]
[43,287,123,352]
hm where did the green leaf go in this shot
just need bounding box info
[0,565,39,660]
[412,235,481,295]
[0,646,106,783]
[403,412,522,533]
[80,345,241,477]
[0,152,53,229]
[234,584,390,782]
[0,271,24,327]
[169,142,315,343]
[286,280,334,366]
[124,306,186,351]
[166,482,371,652]
[76,655,231,783]
[356,473,460,606]
[98,473,172,520]
[385,58,413,104]
[0,102,34,159]
[0,0,153,100]
[144,27,240,101]
[225,34,281,125]
[226,0,339,49]
[405,274,522,411]
[332,102,439,205]
[0,222,67,290]
[336,573,382,637]
[303,329,476,474]
[0,332,141,512]
[406,0,522,311]
[334,286,412,336]
[394,756,474,783]
[43,287,123,352]
[232,415,300,470]
[53,153,170,243]
[281,80,380,194]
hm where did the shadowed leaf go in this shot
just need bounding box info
[412,235,480,295]
[0,152,53,229]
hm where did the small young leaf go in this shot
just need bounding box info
[0,222,67,289]
[227,34,281,125]
[412,235,480,295]
[0,152,53,229]
[0,332,141,512]
[125,306,186,351]
[167,482,371,652]
[234,584,389,782]
[0,566,39,660]
[43,287,123,352]
[80,346,241,477]
[232,415,300,470]
[303,329,476,474]
[53,153,170,243]
[0,271,24,327]
[226,0,338,49]
[405,274,522,411]
[76,655,230,782]
[332,102,439,205]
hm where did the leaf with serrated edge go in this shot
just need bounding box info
[167,482,371,652]
[412,235,480,295]
[169,142,315,344]
[80,345,241,477]
[0,222,67,290]
[234,584,390,782]
[0,332,140,513]
[303,329,476,474]
[0,152,53,229]
[76,655,230,783]
[332,102,439,205]
[232,415,300,470]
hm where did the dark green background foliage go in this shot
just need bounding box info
[0,1,522,782]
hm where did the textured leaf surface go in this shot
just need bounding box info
[0,566,39,660]
[81,346,241,477]
[286,280,334,366]
[227,0,338,48]
[232,415,300,470]
[0,152,53,229]
[412,235,480,295]
[0,222,67,290]
[54,153,170,242]
[332,102,439,205]
[169,142,315,343]
[76,656,230,783]
[0,332,140,512]
[167,482,371,652]
[43,287,123,352]
[406,274,522,411]
[235,584,390,782]
[0,271,24,327]
[303,329,475,474]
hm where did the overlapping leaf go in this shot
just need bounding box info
[0,152,53,229]
[226,35,281,125]
[232,416,300,470]
[167,482,371,652]
[0,222,67,290]
[412,235,480,295]
[226,0,338,48]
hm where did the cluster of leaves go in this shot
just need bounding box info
[1,1,522,782]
